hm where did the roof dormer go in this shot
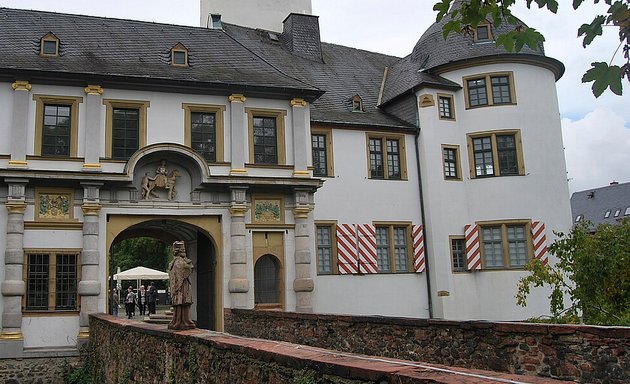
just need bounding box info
[352,95,364,112]
[473,22,494,43]
[171,43,189,67]
[40,32,59,57]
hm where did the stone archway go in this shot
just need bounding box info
[106,215,222,330]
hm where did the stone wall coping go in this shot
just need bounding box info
[226,308,630,338]
[91,313,573,383]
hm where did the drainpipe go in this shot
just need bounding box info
[414,110,433,319]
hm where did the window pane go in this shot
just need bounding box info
[112,108,140,160]
[467,78,488,106]
[26,253,49,310]
[491,76,512,104]
[253,116,278,164]
[43,40,57,55]
[393,227,408,272]
[42,104,71,157]
[439,96,453,118]
[472,137,494,176]
[254,255,279,304]
[476,26,490,41]
[317,226,333,274]
[451,238,466,271]
[369,138,384,178]
[443,148,458,178]
[376,227,390,272]
[482,227,504,268]
[56,254,78,310]
[191,112,216,162]
[386,139,401,179]
[312,134,328,177]
[507,225,528,268]
[173,50,187,65]
[497,134,518,175]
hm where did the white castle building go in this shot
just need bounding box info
[0,0,571,357]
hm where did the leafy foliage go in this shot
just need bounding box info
[517,218,630,325]
[433,0,630,97]
[110,237,171,289]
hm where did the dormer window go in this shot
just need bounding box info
[474,23,493,42]
[352,95,363,112]
[40,32,59,56]
[171,43,189,66]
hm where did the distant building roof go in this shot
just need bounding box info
[570,182,630,226]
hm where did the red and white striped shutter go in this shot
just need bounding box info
[357,224,378,274]
[412,224,425,273]
[531,221,549,265]
[336,223,359,274]
[465,224,482,270]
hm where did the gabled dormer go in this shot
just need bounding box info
[171,43,189,67]
[40,32,60,57]
[352,95,364,112]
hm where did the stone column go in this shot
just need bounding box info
[229,94,248,176]
[0,179,28,349]
[290,98,310,177]
[9,81,32,168]
[82,85,104,171]
[292,189,314,312]
[77,183,103,344]
[228,187,249,308]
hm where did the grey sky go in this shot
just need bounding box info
[0,0,628,192]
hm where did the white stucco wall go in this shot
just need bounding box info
[416,62,572,321]
[0,83,13,155]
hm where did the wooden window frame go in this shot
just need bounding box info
[477,220,533,270]
[473,22,494,42]
[373,222,413,273]
[246,108,287,166]
[441,144,462,181]
[450,235,467,273]
[182,103,225,163]
[437,93,455,120]
[104,99,150,159]
[352,95,364,112]
[315,221,338,275]
[40,32,60,57]
[466,130,525,179]
[366,133,408,180]
[463,72,516,109]
[311,127,334,177]
[171,43,189,67]
[22,249,81,315]
[33,95,83,158]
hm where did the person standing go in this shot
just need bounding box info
[110,287,119,316]
[138,285,147,316]
[125,286,136,319]
[147,282,158,315]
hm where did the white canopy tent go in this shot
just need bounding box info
[113,266,169,291]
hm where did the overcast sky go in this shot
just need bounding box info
[1,0,628,193]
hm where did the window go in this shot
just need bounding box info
[246,108,286,166]
[614,209,621,217]
[33,95,82,158]
[375,224,411,273]
[171,43,189,66]
[352,95,363,112]
[24,250,80,312]
[575,215,582,223]
[604,210,611,218]
[479,222,532,269]
[316,223,337,274]
[311,128,334,177]
[183,104,225,163]
[367,134,407,180]
[40,32,59,56]
[463,72,516,108]
[625,207,630,216]
[474,24,493,42]
[104,99,149,160]
[450,236,467,272]
[254,255,280,305]
[467,130,524,178]
[442,145,461,180]
[437,94,455,120]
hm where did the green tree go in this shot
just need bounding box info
[516,218,630,325]
[433,0,629,97]
[110,237,171,276]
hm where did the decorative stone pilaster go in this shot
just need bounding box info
[83,85,104,170]
[292,189,314,312]
[291,98,310,177]
[229,94,248,176]
[228,187,250,308]
[77,183,103,342]
[1,179,28,344]
[9,81,32,168]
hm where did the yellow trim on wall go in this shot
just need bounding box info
[441,144,462,181]
[314,220,339,275]
[437,93,456,121]
[33,95,83,158]
[310,127,334,177]
[463,71,516,109]
[365,132,408,180]
[476,219,533,270]
[466,129,525,179]
[245,108,287,166]
[372,222,414,273]
[103,99,150,159]
[182,103,225,163]
[252,231,285,309]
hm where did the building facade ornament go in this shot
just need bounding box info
[11,81,31,91]
[290,98,307,107]
[228,94,246,103]
[84,85,104,95]
[141,160,180,200]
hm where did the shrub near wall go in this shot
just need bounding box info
[224,309,630,384]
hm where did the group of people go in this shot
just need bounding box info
[110,282,158,319]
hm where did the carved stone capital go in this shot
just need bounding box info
[293,206,312,219]
[229,168,248,176]
[229,205,249,217]
[77,330,90,339]
[0,332,23,340]
[228,94,246,103]
[81,203,102,216]
[11,81,31,91]
[84,85,104,95]
[5,201,26,214]
[290,98,307,107]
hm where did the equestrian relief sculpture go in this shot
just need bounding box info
[141,160,180,200]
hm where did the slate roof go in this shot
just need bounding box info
[570,182,630,226]
[0,8,322,100]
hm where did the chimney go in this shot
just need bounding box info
[281,13,322,62]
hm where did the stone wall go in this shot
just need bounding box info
[0,356,81,384]
[224,309,630,384]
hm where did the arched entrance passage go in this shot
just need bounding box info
[106,215,222,330]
